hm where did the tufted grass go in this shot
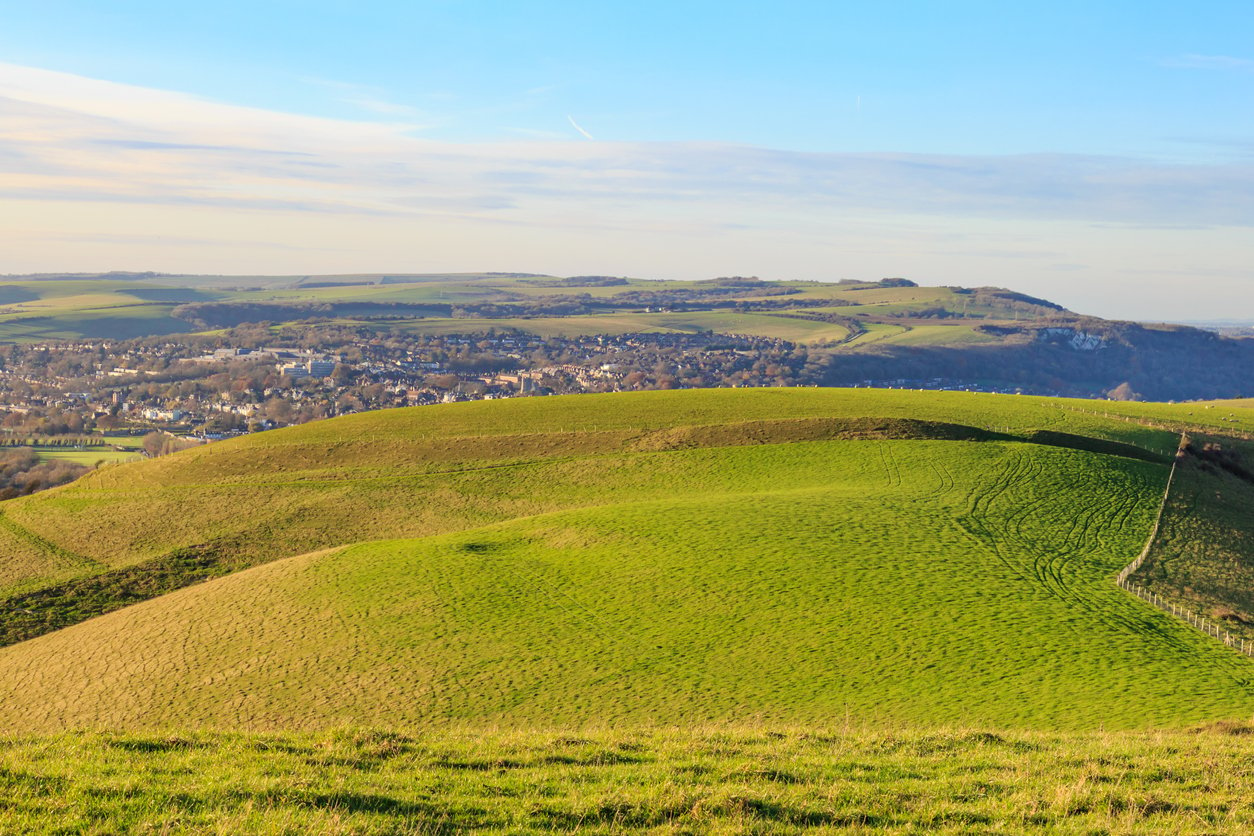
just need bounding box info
[0,724,1250,833]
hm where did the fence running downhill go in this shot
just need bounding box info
[1115,432,1254,658]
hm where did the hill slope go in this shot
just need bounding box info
[0,389,1251,731]
[0,388,1182,612]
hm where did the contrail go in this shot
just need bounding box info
[567,115,594,140]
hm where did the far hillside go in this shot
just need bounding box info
[0,273,1060,345]
[0,272,1249,400]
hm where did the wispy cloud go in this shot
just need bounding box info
[301,77,430,122]
[1162,53,1254,72]
[566,115,594,140]
[2,61,1254,320]
[4,62,1254,227]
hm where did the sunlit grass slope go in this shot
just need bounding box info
[0,388,1182,599]
[1,411,1253,730]
[1,389,1253,731]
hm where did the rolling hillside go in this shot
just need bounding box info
[0,273,1063,344]
[0,389,1251,732]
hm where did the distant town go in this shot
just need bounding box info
[0,321,1039,493]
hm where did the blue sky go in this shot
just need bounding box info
[7,0,1253,156]
[1,1,1252,318]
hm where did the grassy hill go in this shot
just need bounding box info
[0,389,1252,733]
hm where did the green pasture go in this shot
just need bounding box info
[0,389,1252,732]
[0,725,1249,834]
[1131,432,1254,644]
[33,448,143,466]
[0,389,1251,734]
[637,311,854,341]
[94,434,147,450]
[0,285,195,341]
[0,388,1187,596]
[871,323,1002,347]
[0,313,191,341]
[839,321,909,346]
[787,284,952,304]
[237,280,497,305]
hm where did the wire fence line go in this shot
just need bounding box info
[1117,577,1254,656]
[1053,403,1254,445]
[1114,432,1254,658]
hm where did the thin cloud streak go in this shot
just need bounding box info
[567,115,594,140]
[2,62,1254,320]
[4,63,1254,228]
[1162,53,1254,72]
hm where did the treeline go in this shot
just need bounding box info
[526,276,629,287]
[0,436,104,448]
[141,432,199,458]
[954,287,1068,316]
[172,302,451,329]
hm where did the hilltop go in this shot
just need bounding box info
[0,273,1061,345]
[0,388,1251,732]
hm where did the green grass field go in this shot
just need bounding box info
[0,279,219,340]
[32,448,143,466]
[839,321,910,346]
[0,388,1182,595]
[0,725,1250,833]
[869,323,1002,347]
[2,387,1254,830]
[0,389,1252,734]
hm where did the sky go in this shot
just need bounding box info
[1,0,1252,320]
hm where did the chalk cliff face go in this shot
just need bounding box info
[1036,327,1108,351]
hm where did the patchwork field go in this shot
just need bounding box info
[0,274,1054,345]
[347,310,858,342]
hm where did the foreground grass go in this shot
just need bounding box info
[1,725,1251,833]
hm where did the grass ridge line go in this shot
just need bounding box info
[0,511,103,574]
